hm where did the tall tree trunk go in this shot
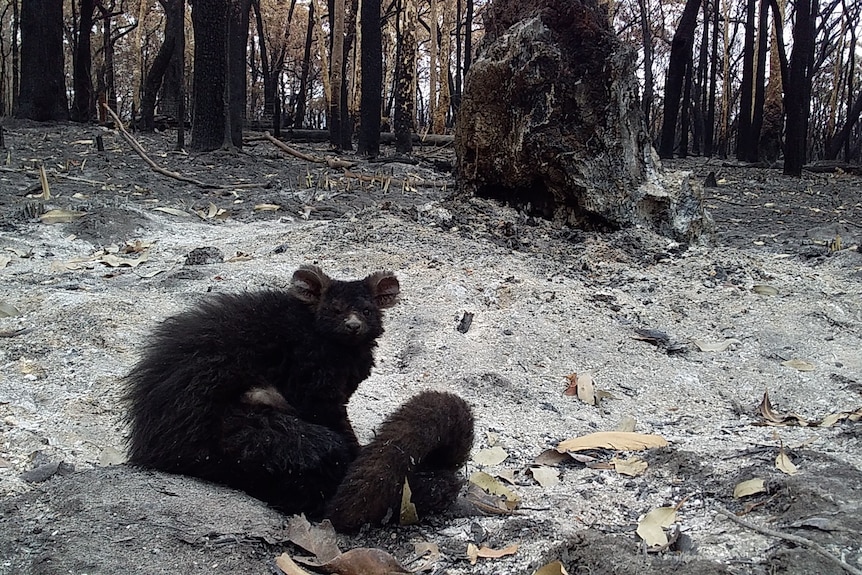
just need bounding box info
[705,0,719,156]
[140,0,184,131]
[749,0,769,161]
[433,0,451,133]
[329,0,345,148]
[658,0,701,159]
[637,0,653,132]
[759,0,785,162]
[453,0,462,113]
[839,0,857,161]
[783,0,817,176]
[395,0,417,153]
[463,0,472,76]
[826,89,862,160]
[679,54,692,158]
[358,0,382,156]
[11,0,19,110]
[72,0,95,122]
[717,0,732,157]
[16,0,68,120]
[160,0,186,123]
[340,0,358,149]
[228,0,251,148]
[736,0,756,160]
[295,2,315,129]
[428,0,438,130]
[190,0,227,151]
[132,0,155,118]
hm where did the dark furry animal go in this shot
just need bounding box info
[124,265,473,532]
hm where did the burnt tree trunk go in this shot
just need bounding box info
[455,0,712,242]
[190,0,227,151]
[228,0,251,148]
[358,0,383,156]
[16,0,68,121]
[736,0,756,161]
[749,0,769,162]
[783,0,817,176]
[71,0,95,122]
[294,2,314,129]
[140,0,184,131]
[394,0,417,153]
[705,0,719,157]
[658,0,702,159]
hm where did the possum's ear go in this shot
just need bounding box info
[290,265,329,303]
[367,272,400,308]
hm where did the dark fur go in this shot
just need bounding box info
[124,265,473,530]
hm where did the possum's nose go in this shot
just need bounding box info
[344,315,363,333]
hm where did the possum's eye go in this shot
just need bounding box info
[362,308,372,317]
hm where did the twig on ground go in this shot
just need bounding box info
[102,104,263,190]
[715,506,862,575]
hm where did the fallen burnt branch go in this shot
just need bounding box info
[103,104,265,190]
[263,132,354,169]
[716,507,862,575]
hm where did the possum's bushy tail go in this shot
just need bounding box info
[326,391,474,533]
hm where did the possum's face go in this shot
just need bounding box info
[290,265,400,345]
[317,281,387,343]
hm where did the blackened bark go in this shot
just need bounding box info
[329,0,345,149]
[783,0,816,176]
[190,0,227,151]
[161,0,186,123]
[736,0,756,161]
[658,0,701,159]
[294,2,314,129]
[637,0,653,130]
[705,0,718,156]
[679,55,692,158]
[140,0,184,131]
[16,0,68,121]
[228,0,251,148]
[826,89,862,160]
[463,0,473,76]
[749,0,769,162]
[340,0,358,150]
[358,0,383,156]
[71,0,95,122]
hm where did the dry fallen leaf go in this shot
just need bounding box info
[692,338,742,352]
[400,477,418,525]
[775,449,798,475]
[473,446,509,466]
[276,552,314,575]
[0,255,12,269]
[0,302,21,317]
[302,548,410,575]
[557,431,668,453]
[563,373,578,396]
[529,466,560,488]
[576,372,596,405]
[469,471,521,510]
[636,507,677,547]
[533,560,570,575]
[100,253,149,268]
[733,478,766,498]
[286,515,341,563]
[467,543,519,565]
[611,455,648,477]
[255,203,281,211]
[534,449,570,467]
[153,206,192,218]
[781,358,815,372]
[752,284,779,296]
[39,209,86,224]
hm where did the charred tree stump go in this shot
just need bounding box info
[455,0,713,243]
